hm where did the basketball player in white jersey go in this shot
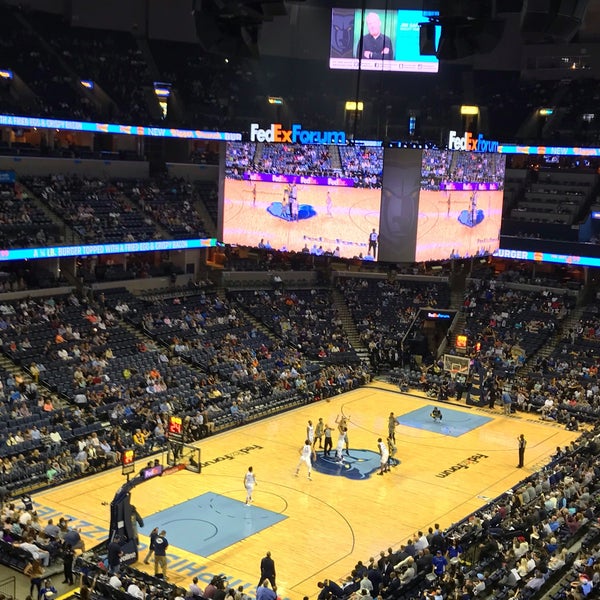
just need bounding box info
[335,414,350,455]
[295,439,313,479]
[244,466,257,504]
[307,420,315,446]
[335,427,347,462]
[377,438,389,475]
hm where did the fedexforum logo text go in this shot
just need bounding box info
[201,444,263,468]
[448,130,499,153]
[250,123,346,144]
[435,453,489,478]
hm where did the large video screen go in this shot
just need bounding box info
[330,9,440,73]
[222,142,383,259]
[379,148,506,263]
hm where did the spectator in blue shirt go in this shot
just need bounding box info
[256,581,277,600]
[431,550,448,577]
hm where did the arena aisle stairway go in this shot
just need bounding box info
[329,144,342,171]
[517,304,585,377]
[331,287,368,359]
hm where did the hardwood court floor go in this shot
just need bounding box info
[222,179,381,257]
[415,190,504,262]
[37,383,580,600]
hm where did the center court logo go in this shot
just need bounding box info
[250,123,346,145]
[313,449,399,480]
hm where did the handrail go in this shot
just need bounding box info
[0,575,16,600]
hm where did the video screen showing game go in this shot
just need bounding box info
[379,148,506,263]
[416,149,506,261]
[222,141,383,259]
[330,8,440,73]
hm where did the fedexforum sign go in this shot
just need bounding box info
[448,130,499,153]
[250,123,346,144]
[435,453,489,478]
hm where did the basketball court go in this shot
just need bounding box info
[36,383,579,600]
[222,179,381,257]
[415,189,504,261]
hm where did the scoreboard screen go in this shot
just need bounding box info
[121,448,136,476]
[379,148,506,263]
[329,9,440,73]
[122,449,135,465]
[168,415,183,436]
[222,141,383,259]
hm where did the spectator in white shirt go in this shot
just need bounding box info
[414,531,429,551]
[126,581,146,598]
[16,541,50,566]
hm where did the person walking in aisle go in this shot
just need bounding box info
[154,530,169,579]
[143,527,159,564]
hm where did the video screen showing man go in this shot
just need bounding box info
[356,12,394,61]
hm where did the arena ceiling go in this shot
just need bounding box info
[4,0,600,62]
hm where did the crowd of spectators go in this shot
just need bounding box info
[457,281,573,375]
[121,178,210,240]
[0,280,373,500]
[0,5,98,122]
[254,144,336,177]
[421,150,453,190]
[0,181,61,249]
[27,10,155,125]
[449,152,506,188]
[338,146,383,188]
[421,150,506,191]
[313,429,600,600]
[232,288,359,363]
[0,499,87,594]
[8,174,215,250]
[0,259,597,600]
[0,291,196,493]
[225,143,381,188]
[338,277,451,370]
[497,305,600,422]
[225,142,257,179]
